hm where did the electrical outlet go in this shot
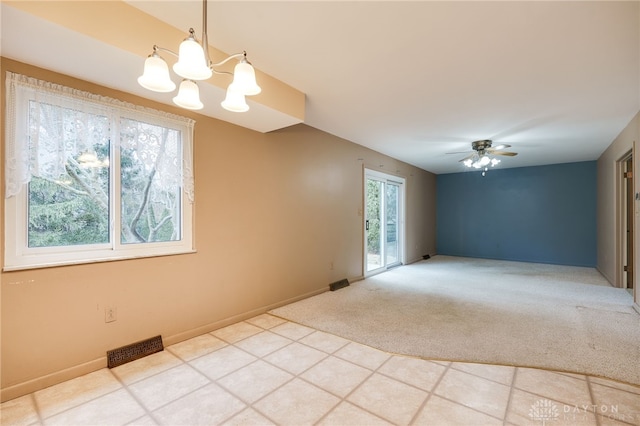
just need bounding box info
[105,307,117,323]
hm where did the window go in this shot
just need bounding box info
[4,72,195,270]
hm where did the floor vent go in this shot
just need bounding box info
[330,278,350,291]
[107,335,163,368]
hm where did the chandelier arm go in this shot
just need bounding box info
[211,69,233,77]
[210,52,246,68]
[153,45,179,58]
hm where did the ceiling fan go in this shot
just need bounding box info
[452,139,518,176]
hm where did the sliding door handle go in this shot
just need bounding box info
[365,220,370,231]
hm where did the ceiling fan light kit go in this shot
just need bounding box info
[459,139,518,176]
[137,0,261,113]
[463,155,500,168]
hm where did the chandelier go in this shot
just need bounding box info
[137,0,261,113]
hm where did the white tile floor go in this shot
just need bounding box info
[2,314,639,426]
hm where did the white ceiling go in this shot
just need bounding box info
[3,1,639,174]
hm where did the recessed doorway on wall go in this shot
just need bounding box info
[364,169,405,276]
[618,151,634,295]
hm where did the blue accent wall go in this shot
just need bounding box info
[436,161,597,266]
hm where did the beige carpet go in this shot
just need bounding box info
[270,255,640,385]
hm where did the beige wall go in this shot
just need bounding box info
[0,59,437,401]
[596,112,639,295]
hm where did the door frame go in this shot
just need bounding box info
[615,146,640,311]
[616,148,640,309]
[617,150,633,290]
[363,168,406,277]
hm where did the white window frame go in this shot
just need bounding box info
[4,72,196,271]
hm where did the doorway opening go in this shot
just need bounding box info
[619,151,634,294]
[364,169,405,276]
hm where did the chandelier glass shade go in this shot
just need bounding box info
[137,53,176,93]
[463,154,500,176]
[463,154,500,169]
[172,32,213,81]
[229,60,261,96]
[221,86,249,112]
[172,80,204,110]
[137,0,260,112]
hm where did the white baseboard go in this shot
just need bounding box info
[595,266,616,287]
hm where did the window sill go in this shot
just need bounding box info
[2,249,197,272]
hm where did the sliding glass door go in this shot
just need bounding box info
[385,182,400,266]
[365,169,405,275]
[365,178,384,272]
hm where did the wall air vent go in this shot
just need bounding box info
[329,278,350,291]
[107,335,164,368]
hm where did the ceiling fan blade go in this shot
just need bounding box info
[458,153,475,162]
[491,151,518,157]
[489,144,511,151]
[446,150,472,155]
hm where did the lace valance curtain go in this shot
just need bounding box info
[4,72,195,202]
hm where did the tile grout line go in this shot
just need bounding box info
[217,371,288,426]
[375,364,446,395]
[120,331,267,424]
[503,366,519,426]
[29,392,44,425]
[586,376,602,426]
[180,320,292,425]
[417,383,509,424]
[589,376,640,396]
[428,393,509,424]
[426,364,514,424]
[32,370,134,423]
[158,359,218,408]
[448,362,517,387]
[248,340,348,424]
[407,360,452,426]
[114,355,230,424]
[311,348,394,426]
[217,321,335,425]
[110,366,167,426]
[111,350,186,387]
[296,340,398,424]
[511,377,594,410]
[251,326,361,425]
